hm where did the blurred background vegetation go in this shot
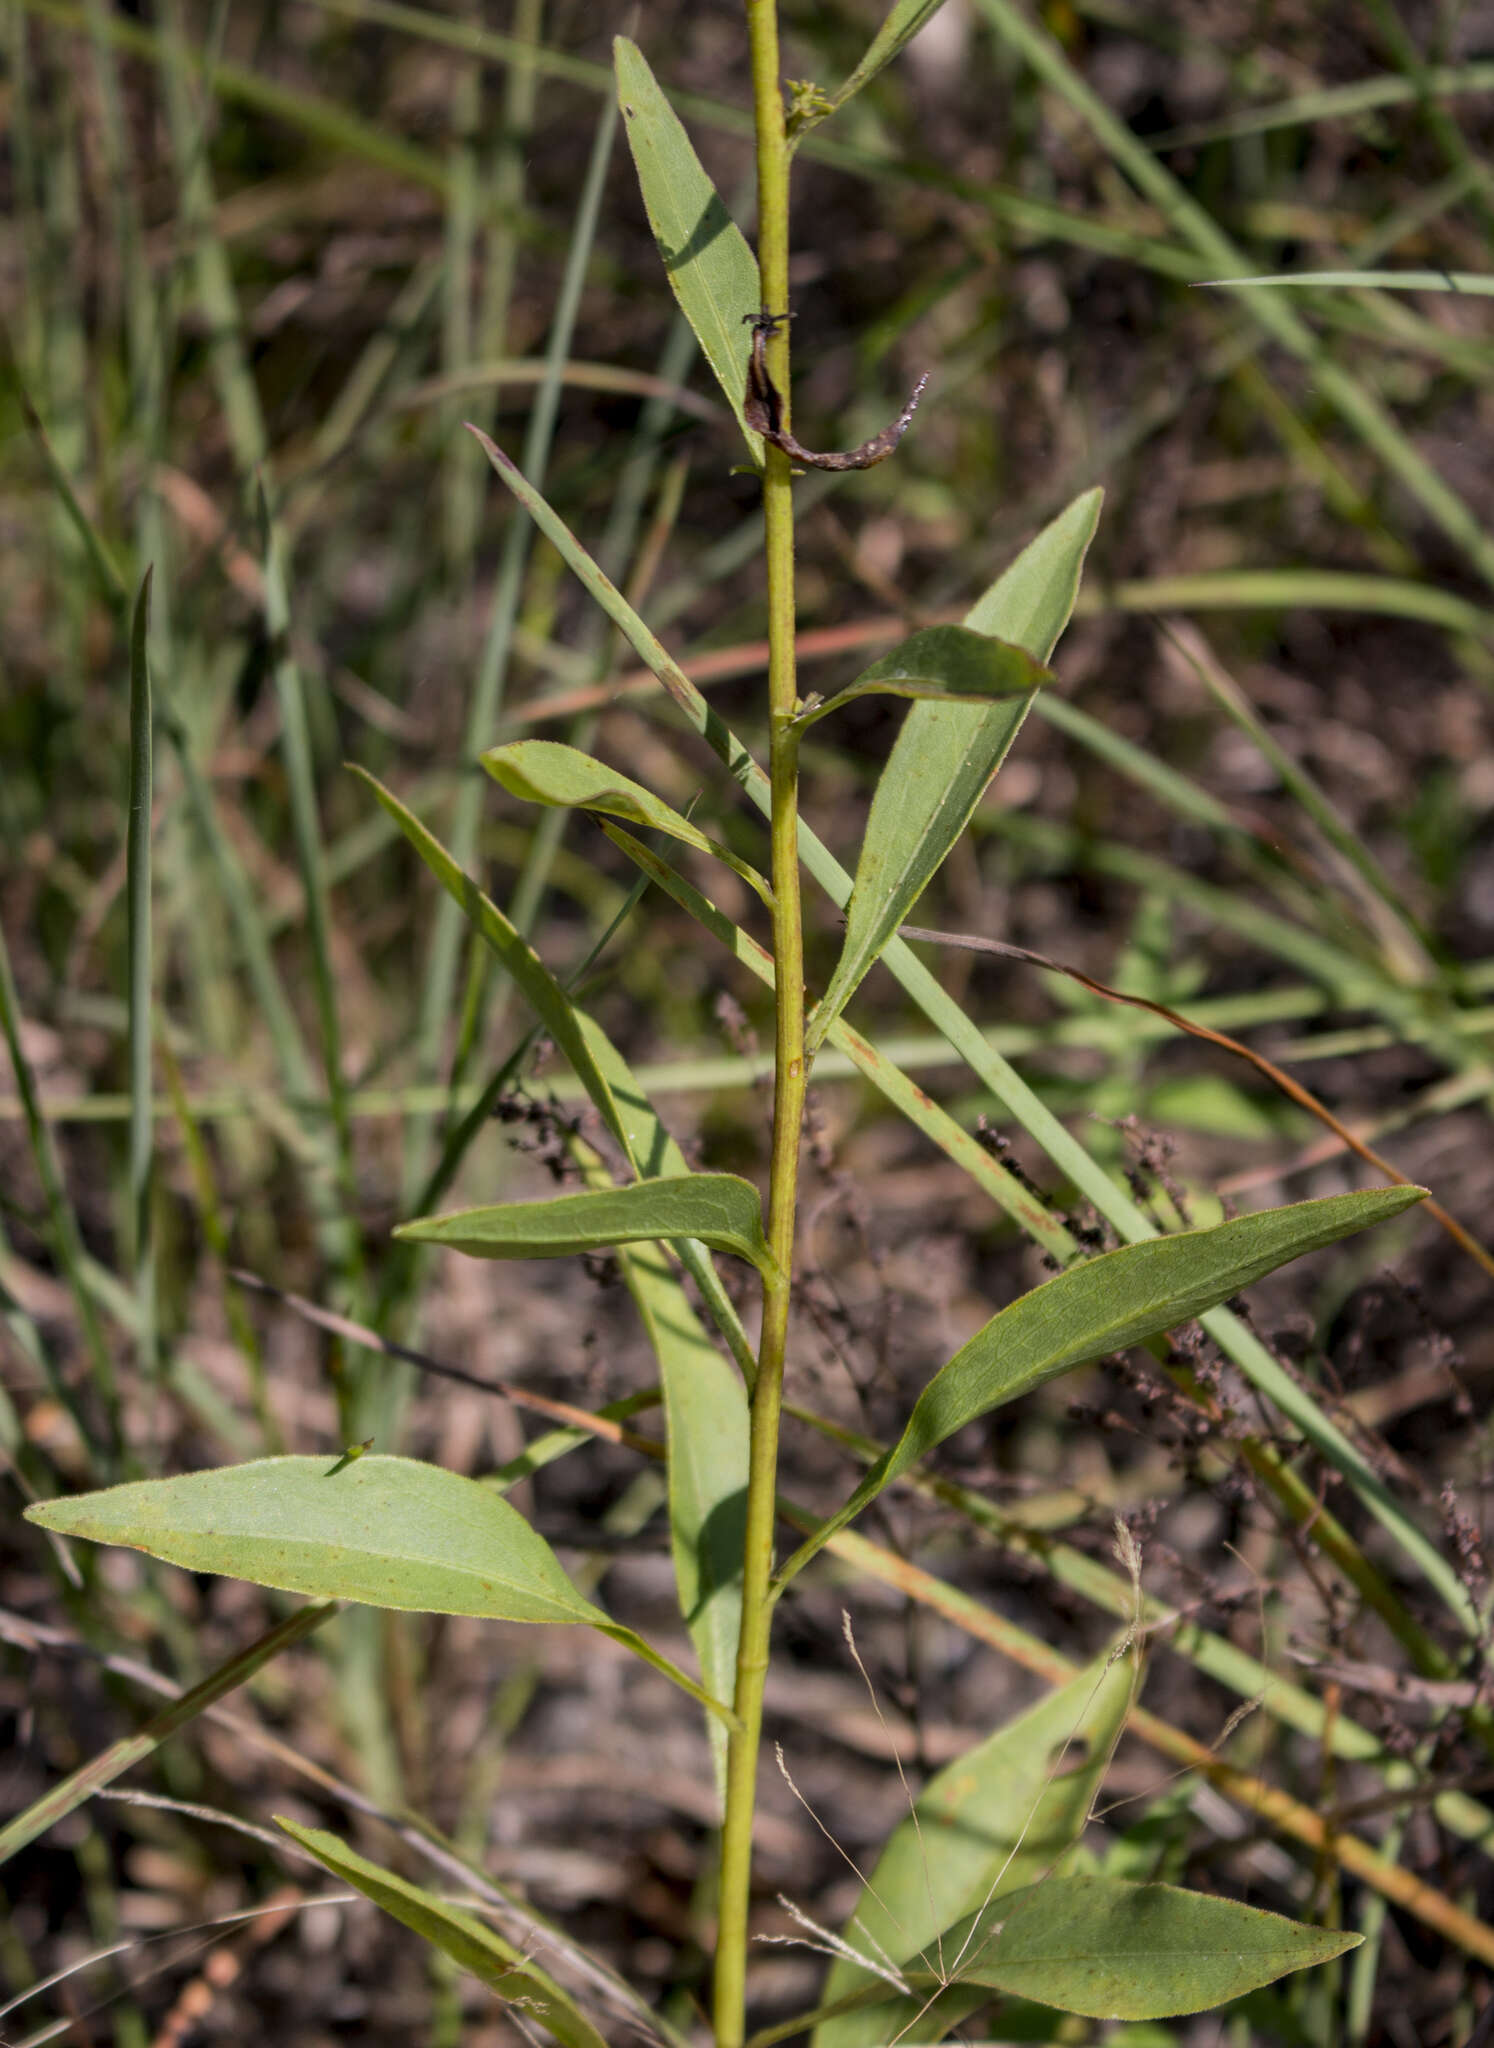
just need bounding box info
[4,0,1494,2041]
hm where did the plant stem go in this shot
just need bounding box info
[714,7,803,2046]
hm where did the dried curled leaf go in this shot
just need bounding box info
[743,311,928,471]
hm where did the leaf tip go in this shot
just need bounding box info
[464,423,506,467]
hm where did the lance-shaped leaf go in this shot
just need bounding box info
[817,1652,1137,2048]
[806,695,1033,1051]
[278,1821,608,2048]
[614,37,762,461]
[790,0,953,151]
[567,1026,749,1809]
[792,626,1050,731]
[26,1457,736,1724]
[351,766,631,1155]
[806,489,1101,1052]
[777,1184,1426,1587]
[396,1174,776,1279]
[913,1875,1359,2019]
[465,442,1482,1632]
[357,759,752,1278]
[352,762,753,1761]
[614,1239,747,1810]
[484,740,771,908]
[965,484,1105,652]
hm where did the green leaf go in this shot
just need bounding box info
[395,1174,775,1277]
[792,626,1050,730]
[617,1240,747,1809]
[795,0,952,150]
[919,1875,1360,2019]
[469,437,1482,1634]
[356,763,733,1215]
[569,1010,757,1377]
[816,1653,1137,2048]
[777,1185,1426,1585]
[963,485,1104,650]
[565,1032,751,1810]
[614,37,762,461]
[483,739,771,908]
[25,1456,737,1724]
[277,1821,608,2048]
[807,694,1034,1050]
[351,766,632,1155]
[806,490,1102,1052]
[27,1455,605,1620]
[351,759,754,1764]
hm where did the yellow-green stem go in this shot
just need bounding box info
[714,7,802,2046]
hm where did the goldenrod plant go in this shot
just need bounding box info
[11,3,1494,2044]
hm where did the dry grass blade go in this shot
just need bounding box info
[897,922,1494,1279]
[225,1269,663,1452]
[0,1604,337,1868]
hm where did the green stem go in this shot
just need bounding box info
[714,9,802,2047]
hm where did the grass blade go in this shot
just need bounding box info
[352,766,630,1152]
[0,1601,336,1867]
[1153,61,1494,149]
[566,1133,748,1811]
[624,1238,747,1806]
[277,1821,609,2048]
[1202,269,1494,295]
[258,497,363,1290]
[125,571,155,1392]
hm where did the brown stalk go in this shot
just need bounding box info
[226,1267,662,1452]
[897,921,1494,1280]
